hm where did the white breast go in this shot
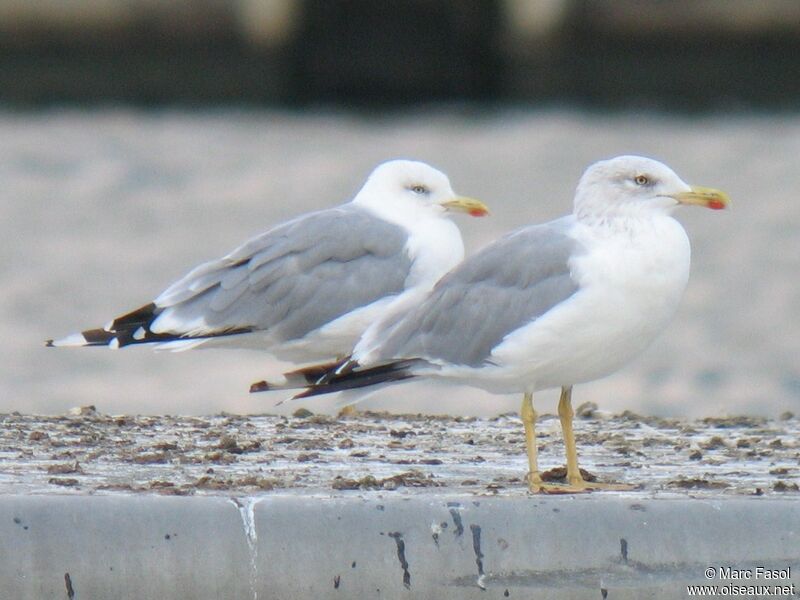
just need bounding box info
[477,215,691,393]
[403,217,465,289]
[279,213,464,363]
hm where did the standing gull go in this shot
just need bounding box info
[257,156,729,493]
[47,160,488,364]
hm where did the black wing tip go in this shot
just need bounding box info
[283,358,353,386]
[290,359,419,399]
[82,328,115,345]
[249,380,270,394]
[111,302,159,329]
[250,359,417,398]
[291,385,326,399]
[248,359,348,395]
[51,301,255,350]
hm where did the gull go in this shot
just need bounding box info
[47,160,489,367]
[255,155,729,493]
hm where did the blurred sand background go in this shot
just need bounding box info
[3,108,798,417]
[3,0,800,418]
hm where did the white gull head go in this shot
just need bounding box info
[573,155,729,221]
[352,159,488,225]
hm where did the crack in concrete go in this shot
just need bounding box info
[231,497,265,600]
[388,532,411,589]
[470,524,486,589]
[447,503,464,538]
[64,572,75,599]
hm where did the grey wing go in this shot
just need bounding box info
[374,219,582,366]
[152,206,412,341]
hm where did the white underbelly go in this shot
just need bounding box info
[158,295,397,362]
[432,217,692,394]
[262,295,399,362]
[431,287,680,394]
[501,286,681,389]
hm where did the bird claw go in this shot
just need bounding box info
[538,481,636,494]
[526,472,635,494]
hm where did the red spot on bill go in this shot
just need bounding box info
[707,199,726,210]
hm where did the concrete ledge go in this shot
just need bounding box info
[1,494,797,599]
[2,411,797,496]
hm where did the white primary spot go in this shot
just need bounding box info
[50,333,88,347]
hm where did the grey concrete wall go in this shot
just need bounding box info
[1,494,797,599]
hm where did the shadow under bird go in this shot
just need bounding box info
[255,155,730,494]
[47,160,488,366]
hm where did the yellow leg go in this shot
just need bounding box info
[520,392,544,492]
[520,388,636,494]
[549,386,635,493]
[337,404,358,418]
[558,386,583,486]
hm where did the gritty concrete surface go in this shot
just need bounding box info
[1,410,798,599]
[1,409,797,496]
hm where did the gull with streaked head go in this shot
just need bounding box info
[257,155,730,494]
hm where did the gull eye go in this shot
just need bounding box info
[634,174,650,186]
[408,184,430,195]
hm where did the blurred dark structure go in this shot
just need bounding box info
[291,0,502,104]
[2,0,800,110]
